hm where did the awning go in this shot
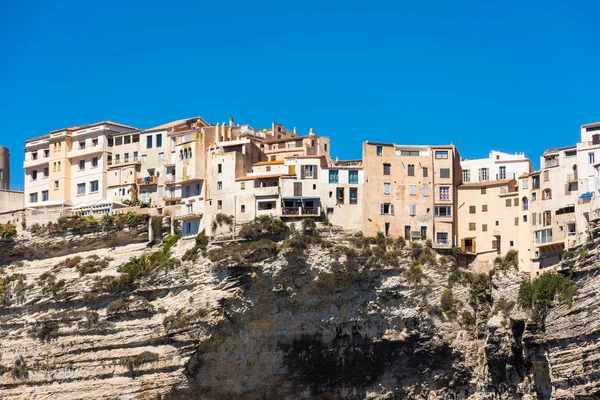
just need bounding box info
[580,192,594,199]
[73,199,113,210]
[282,196,320,200]
[27,200,73,208]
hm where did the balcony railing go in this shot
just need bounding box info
[136,176,158,185]
[567,173,578,182]
[175,207,203,219]
[281,207,321,216]
[544,159,559,168]
[433,241,452,249]
[24,157,50,168]
[496,172,516,180]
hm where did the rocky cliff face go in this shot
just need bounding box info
[0,225,598,399]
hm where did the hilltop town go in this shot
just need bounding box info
[0,117,597,277]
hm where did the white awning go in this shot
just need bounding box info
[27,200,73,208]
[73,199,113,210]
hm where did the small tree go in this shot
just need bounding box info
[302,218,317,235]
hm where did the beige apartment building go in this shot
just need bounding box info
[518,147,579,276]
[361,142,461,248]
[457,179,520,270]
[24,121,137,215]
[461,150,532,183]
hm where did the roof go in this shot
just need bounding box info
[582,121,600,128]
[143,117,209,133]
[49,121,136,135]
[236,173,283,181]
[254,160,285,166]
[364,141,394,147]
[458,179,515,189]
[263,135,304,144]
[518,173,529,179]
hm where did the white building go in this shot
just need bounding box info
[461,150,532,184]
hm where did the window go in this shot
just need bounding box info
[158,152,164,161]
[522,179,528,189]
[436,232,448,245]
[499,166,506,180]
[481,188,486,195]
[79,160,85,170]
[142,155,147,163]
[31,152,38,160]
[495,220,499,226]
[434,206,452,216]
[514,198,519,206]
[383,183,391,195]
[492,239,498,250]
[302,165,316,179]
[327,207,334,214]
[409,204,416,216]
[241,182,245,190]
[376,146,383,156]
[423,167,428,177]
[54,180,59,189]
[440,168,450,178]
[482,224,488,232]
[115,154,121,164]
[349,170,359,184]
[423,186,429,196]
[336,188,344,204]
[217,181,223,190]
[381,203,394,215]
[523,215,528,222]
[532,192,537,201]
[42,190,48,201]
[522,197,529,210]
[241,204,246,213]
[92,157,98,168]
[329,170,339,183]
[435,150,448,159]
[408,164,415,176]
[90,180,99,193]
[479,168,489,181]
[44,167,49,177]
[156,134,162,147]
[590,152,595,164]
[385,223,391,237]
[400,150,420,156]
[482,204,488,212]
[543,170,549,182]
[506,199,512,207]
[469,222,476,231]
[77,183,86,195]
[79,140,86,149]
[92,138,98,146]
[44,149,49,157]
[218,164,222,173]
[30,193,38,203]
[383,163,391,175]
[542,188,552,200]
[294,182,302,196]
[31,170,37,180]
[515,217,519,226]
[567,223,576,236]
[469,205,476,214]
[463,169,470,183]
[439,186,449,201]
[350,188,358,204]
[217,200,222,210]
[510,241,514,247]
[410,184,417,195]
[146,136,153,149]
[133,151,139,161]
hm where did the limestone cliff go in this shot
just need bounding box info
[0,222,598,399]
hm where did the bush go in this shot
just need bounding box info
[440,288,455,314]
[118,249,180,283]
[182,230,209,262]
[64,256,82,269]
[239,216,288,241]
[31,320,59,342]
[208,240,279,264]
[405,263,423,284]
[76,256,111,276]
[410,242,424,261]
[120,351,159,378]
[518,272,578,321]
[162,235,181,253]
[492,298,516,316]
[212,214,234,232]
[494,250,519,271]
[418,246,437,266]
[301,218,317,235]
[461,311,475,325]
[0,224,17,239]
[394,236,406,249]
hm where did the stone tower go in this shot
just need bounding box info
[0,146,9,190]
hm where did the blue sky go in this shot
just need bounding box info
[1,0,599,190]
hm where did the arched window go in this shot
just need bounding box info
[180,150,184,160]
[188,147,192,158]
[183,148,188,159]
[522,197,528,211]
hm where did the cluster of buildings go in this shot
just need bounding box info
[20,117,600,276]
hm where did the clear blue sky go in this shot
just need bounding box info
[2,0,599,190]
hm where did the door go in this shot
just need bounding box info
[288,165,296,175]
[404,226,410,240]
[294,182,302,197]
[420,226,427,240]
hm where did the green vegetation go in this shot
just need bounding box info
[440,288,456,315]
[30,212,148,236]
[163,309,208,333]
[461,311,475,325]
[182,230,209,262]
[107,296,154,316]
[162,234,181,253]
[76,255,112,276]
[518,272,578,321]
[494,250,519,271]
[63,256,82,269]
[37,272,66,297]
[208,239,279,263]
[405,263,423,284]
[0,273,29,306]
[31,320,59,342]
[492,298,516,316]
[118,250,181,283]
[239,216,288,241]
[10,356,28,380]
[119,351,159,378]
[0,223,17,239]
[212,213,234,232]
[301,218,317,235]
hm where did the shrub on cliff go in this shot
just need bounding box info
[182,230,209,261]
[119,351,159,378]
[518,272,578,320]
[440,288,456,315]
[240,216,288,241]
[301,218,317,235]
[494,250,518,271]
[0,223,17,239]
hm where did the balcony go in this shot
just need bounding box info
[163,194,182,202]
[24,157,50,168]
[136,176,158,185]
[496,172,516,180]
[433,241,452,249]
[567,173,578,183]
[254,185,280,196]
[544,159,559,168]
[68,144,106,159]
[281,207,321,217]
[175,207,203,220]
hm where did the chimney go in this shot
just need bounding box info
[229,118,234,127]
[309,128,315,136]
[293,127,297,135]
